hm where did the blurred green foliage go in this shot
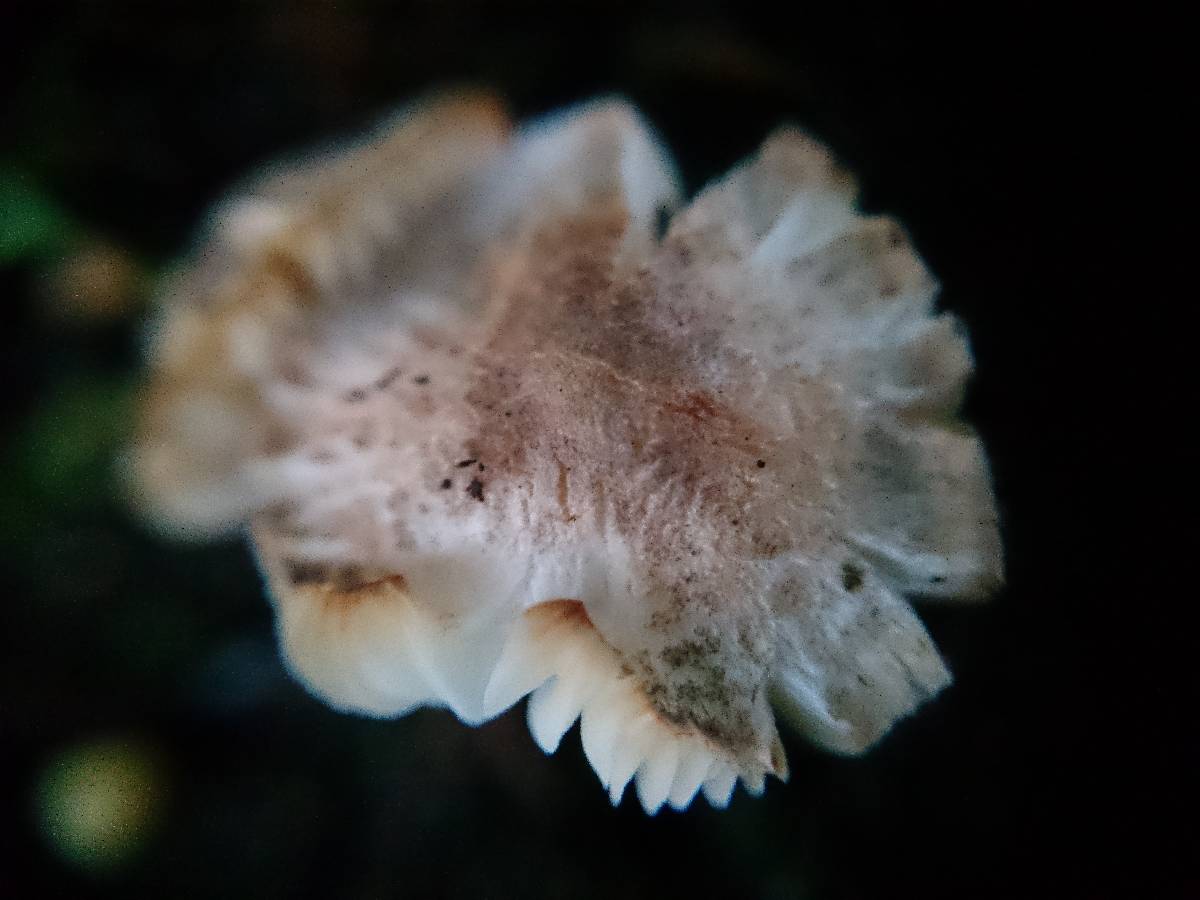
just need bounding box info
[7,376,135,509]
[0,167,78,265]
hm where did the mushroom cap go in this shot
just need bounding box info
[132,91,1002,813]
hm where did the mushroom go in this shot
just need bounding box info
[131,91,1003,813]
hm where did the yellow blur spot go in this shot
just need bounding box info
[41,240,144,326]
[36,737,166,872]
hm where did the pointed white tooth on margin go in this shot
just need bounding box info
[668,744,716,811]
[701,765,738,809]
[526,676,584,754]
[742,768,766,797]
[402,609,489,719]
[482,626,552,717]
[751,191,858,268]
[767,729,789,783]
[608,712,658,805]
[635,740,682,815]
[579,685,626,788]
[609,715,667,806]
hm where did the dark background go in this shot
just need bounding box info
[0,3,1183,898]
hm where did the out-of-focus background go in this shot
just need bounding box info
[0,4,1180,898]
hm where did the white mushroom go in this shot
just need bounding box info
[131,91,1003,813]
